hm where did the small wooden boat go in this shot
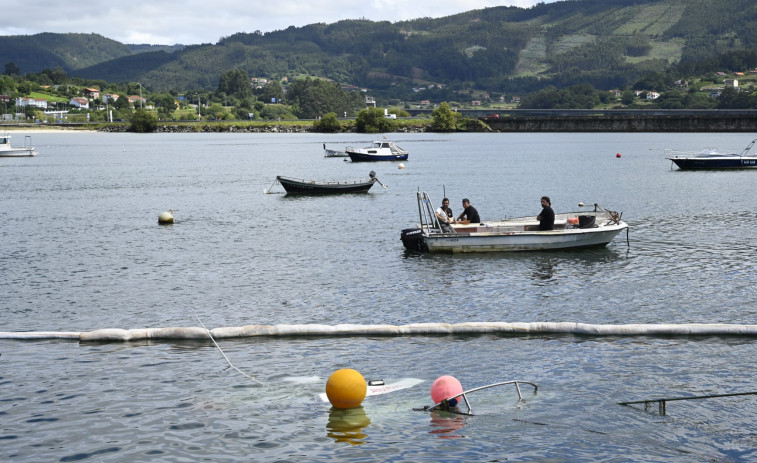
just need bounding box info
[666,139,757,170]
[323,143,348,158]
[401,192,628,253]
[273,171,385,194]
[0,134,37,157]
[347,140,408,162]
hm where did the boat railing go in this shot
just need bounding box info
[415,380,539,415]
[417,191,443,233]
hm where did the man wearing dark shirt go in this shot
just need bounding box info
[537,196,555,230]
[457,198,480,223]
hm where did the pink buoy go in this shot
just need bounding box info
[430,375,463,406]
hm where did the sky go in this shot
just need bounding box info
[1,0,557,45]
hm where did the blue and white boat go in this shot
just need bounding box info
[347,140,408,162]
[666,139,756,170]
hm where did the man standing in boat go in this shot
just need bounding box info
[457,198,480,224]
[435,198,455,232]
[537,196,555,230]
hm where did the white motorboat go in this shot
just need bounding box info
[0,134,37,157]
[346,140,408,162]
[665,139,756,170]
[401,192,628,253]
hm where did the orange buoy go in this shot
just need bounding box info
[325,369,367,409]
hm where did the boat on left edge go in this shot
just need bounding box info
[274,171,385,194]
[0,134,38,157]
[401,192,628,253]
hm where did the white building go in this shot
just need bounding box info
[15,97,48,109]
[69,97,90,109]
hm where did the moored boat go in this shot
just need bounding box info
[274,171,385,194]
[401,192,628,253]
[0,134,37,157]
[323,143,348,158]
[347,140,408,162]
[665,139,756,170]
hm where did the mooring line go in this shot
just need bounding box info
[195,315,264,385]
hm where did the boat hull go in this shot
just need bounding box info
[668,156,757,170]
[0,148,37,157]
[324,149,348,158]
[419,226,627,253]
[347,151,408,162]
[276,176,375,194]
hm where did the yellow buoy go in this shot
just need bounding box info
[158,210,174,225]
[325,369,367,409]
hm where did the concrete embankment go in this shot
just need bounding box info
[487,114,757,132]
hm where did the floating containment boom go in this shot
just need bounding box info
[2,322,757,342]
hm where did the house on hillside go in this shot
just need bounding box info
[724,79,738,89]
[102,93,119,103]
[364,96,376,107]
[128,95,146,106]
[69,97,89,109]
[82,88,100,99]
[646,92,660,100]
[16,97,48,109]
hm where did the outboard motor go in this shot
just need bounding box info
[401,227,427,252]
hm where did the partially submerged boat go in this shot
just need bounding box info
[401,192,628,253]
[323,143,348,158]
[0,134,37,157]
[665,138,756,170]
[347,140,408,162]
[415,380,539,415]
[273,171,385,194]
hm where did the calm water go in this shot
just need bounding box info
[1,131,756,461]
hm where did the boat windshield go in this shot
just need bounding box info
[696,148,735,157]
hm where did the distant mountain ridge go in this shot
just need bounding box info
[1,0,756,96]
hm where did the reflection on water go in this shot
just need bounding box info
[428,410,467,439]
[326,406,371,445]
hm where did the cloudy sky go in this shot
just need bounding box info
[1,0,557,45]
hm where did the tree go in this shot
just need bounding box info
[130,109,158,132]
[217,69,252,100]
[431,102,460,131]
[152,93,177,120]
[313,112,341,132]
[4,62,20,76]
[259,81,284,104]
[355,107,394,133]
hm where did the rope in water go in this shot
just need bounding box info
[1,322,757,341]
[195,315,263,385]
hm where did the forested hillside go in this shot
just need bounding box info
[2,0,757,99]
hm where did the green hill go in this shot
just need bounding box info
[2,0,756,97]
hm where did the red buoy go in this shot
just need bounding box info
[616,153,621,158]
